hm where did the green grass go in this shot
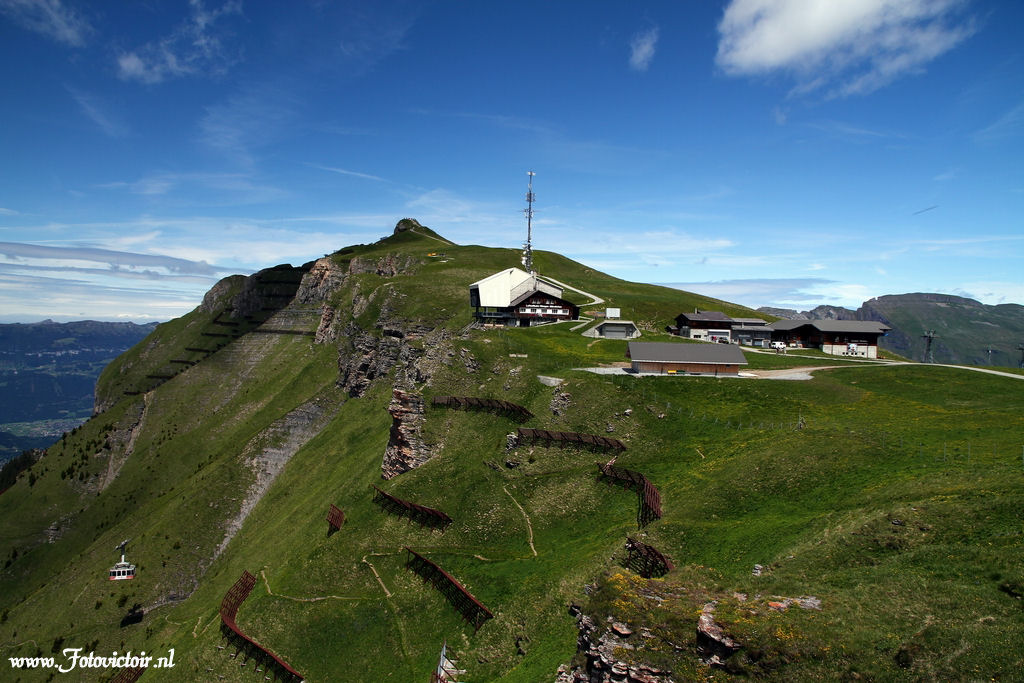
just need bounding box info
[2,226,1022,682]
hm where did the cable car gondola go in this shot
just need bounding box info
[109,539,136,581]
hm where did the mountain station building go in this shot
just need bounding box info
[469,268,579,327]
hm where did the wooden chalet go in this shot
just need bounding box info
[674,310,734,342]
[769,320,891,358]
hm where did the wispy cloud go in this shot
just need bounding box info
[0,208,19,216]
[0,0,92,46]
[117,0,243,84]
[663,277,837,308]
[66,86,129,138]
[0,241,224,276]
[307,164,387,182]
[199,85,297,166]
[806,119,902,140]
[974,101,1024,142]
[96,171,288,204]
[716,0,975,97]
[629,26,659,72]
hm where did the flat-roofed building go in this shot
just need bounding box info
[626,341,747,376]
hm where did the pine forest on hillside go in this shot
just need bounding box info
[1,221,1022,683]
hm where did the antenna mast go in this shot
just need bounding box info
[921,330,936,364]
[523,171,535,273]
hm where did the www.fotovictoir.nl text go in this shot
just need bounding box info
[8,648,174,673]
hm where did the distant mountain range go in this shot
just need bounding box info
[0,319,157,460]
[760,293,1024,367]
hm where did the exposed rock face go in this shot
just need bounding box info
[296,258,348,304]
[348,253,419,278]
[382,389,432,479]
[696,601,741,666]
[550,387,573,416]
[556,605,674,683]
[314,304,339,344]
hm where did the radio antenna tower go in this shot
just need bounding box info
[522,171,536,273]
[921,330,937,364]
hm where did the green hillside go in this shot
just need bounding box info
[1,221,1022,682]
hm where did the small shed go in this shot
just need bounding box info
[626,341,747,376]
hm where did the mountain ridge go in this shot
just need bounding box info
[1,222,1022,682]
[759,292,1024,366]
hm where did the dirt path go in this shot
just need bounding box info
[260,569,362,603]
[539,275,605,307]
[503,485,537,556]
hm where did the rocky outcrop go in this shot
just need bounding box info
[556,605,674,683]
[296,258,349,304]
[696,601,741,667]
[382,389,432,479]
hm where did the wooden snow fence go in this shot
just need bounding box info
[372,485,453,531]
[219,570,304,682]
[108,667,145,683]
[404,548,493,632]
[326,504,345,536]
[432,396,533,422]
[625,537,674,578]
[517,427,626,452]
[596,462,662,527]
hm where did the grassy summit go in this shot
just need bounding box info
[1,223,1022,682]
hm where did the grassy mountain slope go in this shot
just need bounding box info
[1,222,1022,682]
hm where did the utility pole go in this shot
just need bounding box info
[921,330,936,363]
[523,171,535,273]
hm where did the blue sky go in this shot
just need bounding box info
[0,0,1021,322]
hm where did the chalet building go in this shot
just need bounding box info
[626,341,747,376]
[469,268,579,327]
[731,317,771,347]
[674,310,734,342]
[769,320,891,358]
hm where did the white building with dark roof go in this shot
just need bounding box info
[469,268,579,327]
[769,320,891,358]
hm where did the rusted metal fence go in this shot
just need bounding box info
[432,396,533,422]
[219,570,304,682]
[326,504,345,536]
[372,485,453,530]
[596,462,662,527]
[625,537,674,578]
[518,427,626,452]
[404,548,493,632]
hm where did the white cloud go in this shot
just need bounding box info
[67,87,129,138]
[0,0,92,46]
[974,101,1024,142]
[0,208,19,216]
[629,27,659,72]
[664,277,836,309]
[949,281,1024,306]
[308,164,387,183]
[716,0,975,96]
[199,86,297,166]
[117,0,242,84]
